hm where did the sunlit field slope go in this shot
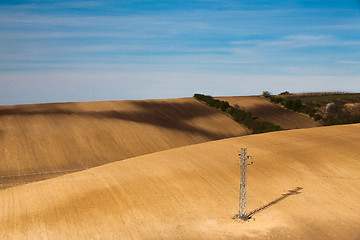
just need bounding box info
[218,96,319,129]
[0,98,247,188]
[1,124,359,239]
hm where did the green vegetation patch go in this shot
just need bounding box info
[262,91,360,126]
[290,94,360,104]
[194,93,282,134]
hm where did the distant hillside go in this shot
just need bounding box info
[1,124,359,239]
[0,98,247,188]
[218,96,320,130]
[264,92,360,125]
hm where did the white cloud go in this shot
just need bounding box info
[337,60,360,64]
[312,24,360,31]
[285,35,330,41]
[262,35,332,47]
[231,35,360,49]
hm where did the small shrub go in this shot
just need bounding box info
[303,108,316,117]
[262,91,271,98]
[269,96,284,104]
[285,99,294,109]
[314,114,322,121]
[285,99,302,112]
[292,99,303,112]
[220,101,230,111]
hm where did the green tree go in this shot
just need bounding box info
[292,99,303,111]
[285,99,294,109]
[262,91,271,98]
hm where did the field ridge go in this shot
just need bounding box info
[0,98,247,189]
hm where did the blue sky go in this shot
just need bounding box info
[0,0,360,105]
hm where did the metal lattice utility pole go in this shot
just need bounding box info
[236,148,253,220]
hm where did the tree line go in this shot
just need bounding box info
[193,93,282,134]
[262,91,322,121]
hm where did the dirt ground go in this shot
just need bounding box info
[0,98,247,188]
[1,123,359,239]
[218,96,320,130]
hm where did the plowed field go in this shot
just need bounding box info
[0,98,247,188]
[1,124,359,239]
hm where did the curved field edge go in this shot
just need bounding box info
[1,123,359,239]
[0,98,247,188]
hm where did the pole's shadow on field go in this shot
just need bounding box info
[248,187,303,218]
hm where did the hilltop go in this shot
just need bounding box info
[0,98,247,188]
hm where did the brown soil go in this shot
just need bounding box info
[218,96,320,129]
[1,124,360,239]
[0,98,247,188]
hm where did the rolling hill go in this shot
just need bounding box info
[217,96,320,130]
[0,98,247,189]
[1,123,359,239]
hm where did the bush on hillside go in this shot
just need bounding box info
[285,99,294,109]
[303,107,317,117]
[262,91,271,98]
[292,99,303,111]
[220,101,230,111]
[284,99,303,112]
[269,96,284,104]
[314,114,323,121]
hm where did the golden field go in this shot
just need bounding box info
[0,98,359,239]
[0,98,247,188]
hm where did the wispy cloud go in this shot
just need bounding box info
[231,34,360,49]
[312,24,360,31]
[0,30,160,40]
[0,1,103,11]
[337,60,360,64]
[263,35,332,47]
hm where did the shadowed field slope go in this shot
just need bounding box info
[218,96,319,129]
[1,124,359,239]
[0,98,247,188]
